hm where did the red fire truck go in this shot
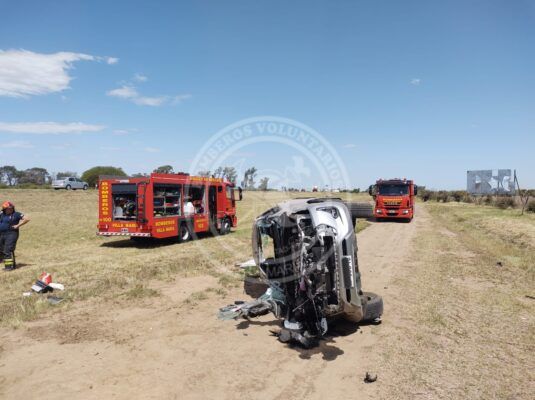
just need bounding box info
[97,173,240,241]
[368,178,418,222]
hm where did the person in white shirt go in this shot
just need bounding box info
[114,199,125,218]
[184,197,195,216]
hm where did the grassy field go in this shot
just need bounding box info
[378,202,534,399]
[1,190,533,399]
[0,189,371,327]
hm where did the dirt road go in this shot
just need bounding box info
[0,208,425,399]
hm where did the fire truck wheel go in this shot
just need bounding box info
[219,218,231,235]
[178,224,191,242]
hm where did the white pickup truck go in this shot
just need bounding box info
[52,177,89,190]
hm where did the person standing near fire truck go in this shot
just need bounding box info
[0,201,30,271]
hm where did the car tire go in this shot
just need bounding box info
[65,184,71,190]
[346,202,374,219]
[219,218,231,235]
[83,185,88,190]
[361,292,383,322]
[177,224,191,243]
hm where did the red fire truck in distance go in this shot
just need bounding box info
[97,173,240,241]
[368,178,418,222]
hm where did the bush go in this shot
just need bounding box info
[437,191,450,203]
[526,201,535,213]
[451,191,465,202]
[495,196,515,209]
[418,189,437,202]
[81,166,127,187]
[461,193,473,203]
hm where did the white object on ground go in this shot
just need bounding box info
[49,282,65,290]
[236,259,256,269]
[22,292,32,297]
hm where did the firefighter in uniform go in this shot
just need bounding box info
[0,201,30,271]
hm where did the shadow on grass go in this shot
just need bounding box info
[100,230,232,248]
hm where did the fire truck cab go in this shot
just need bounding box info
[369,178,417,222]
[97,173,240,241]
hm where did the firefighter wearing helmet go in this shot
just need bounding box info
[0,201,30,271]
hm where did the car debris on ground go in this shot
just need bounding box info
[364,372,378,383]
[219,198,383,348]
[27,272,65,295]
[235,259,256,269]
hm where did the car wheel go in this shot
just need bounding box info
[219,218,231,235]
[83,185,88,190]
[65,184,71,190]
[361,292,383,322]
[177,224,191,243]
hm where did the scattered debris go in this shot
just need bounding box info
[364,372,378,383]
[525,295,535,300]
[49,282,65,291]
[30,272,65,294]
[47,296,64,305]
[235,259,256,269]
[22,292,32,297]
[496,261,503,267]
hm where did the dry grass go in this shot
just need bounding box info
[0,189,371,327]
[377,203,534,399]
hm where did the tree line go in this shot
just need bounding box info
[0,164,271,190]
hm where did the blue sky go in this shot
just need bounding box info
[0,0,534,189]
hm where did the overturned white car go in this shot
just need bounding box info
[219,198,383,347]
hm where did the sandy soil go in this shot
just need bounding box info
[0,210,425,400]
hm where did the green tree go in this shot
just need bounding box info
[258,177,269,191]
[81,166,127,187]
[0,166,20,186]
[18,167,50,185]
[56,171,78,179]
[154,165,174,174]
[197,170,211,177]
[223,166,237,184]
[241,167,257,189]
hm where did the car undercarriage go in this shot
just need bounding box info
[219,198,383,348]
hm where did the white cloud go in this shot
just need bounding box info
[0,140,34,149]
[113,129,131,136]
[0,121,105,134]
[172,94,192,104]
[106,84,169,106]
[106,76,191,107]
[134,73,147,82]
[144,147,160,153]
[107,85,138,99]
[410,78,421,86]
[106,57,119,65]
[343,143,356,148]
[0,49,116,98]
